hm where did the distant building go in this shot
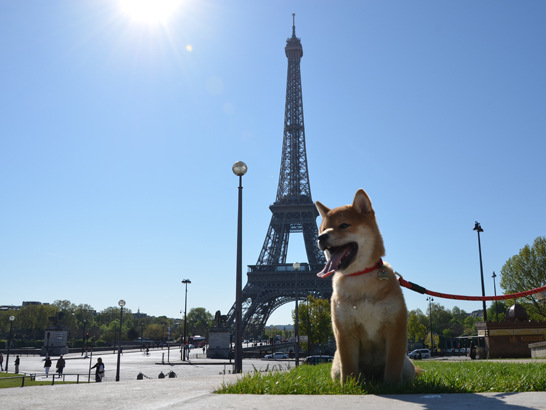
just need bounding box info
[1,301,50,310]
[133,308,148,320]
[0,305,20,311]
[22,301,47,306]
[476,304,546,358]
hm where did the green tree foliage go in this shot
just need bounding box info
[144,324,166,341]
[486,300,508,323]
[500,236,546,320]
[4,304,58,340]
[408,305,480,348]
[407,309,428,344]
[186,308,214,338]
[424,331,440,351]
[295,295,332,353]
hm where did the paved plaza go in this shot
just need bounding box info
[3,347,261,382]
[1,350,546,409]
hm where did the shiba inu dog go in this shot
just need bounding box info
[316,189,416,385]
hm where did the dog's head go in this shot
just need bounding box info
[315,189,385,277]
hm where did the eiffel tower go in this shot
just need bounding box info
[226,15,331,339]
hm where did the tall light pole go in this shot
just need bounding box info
[140,322,144,351]
[473,222,488,322]
[426,297,434,355]
[182,279,191,361]
[115,299,125,382]
[492,271,499,322]
[5,315,15,372]
[293,262,300,366]
[232,160,247,374]
[81,319,87,357]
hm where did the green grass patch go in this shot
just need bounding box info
[0,372,74,389]
[217,361,546,395]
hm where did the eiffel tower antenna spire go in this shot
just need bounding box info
[292,13,296,37]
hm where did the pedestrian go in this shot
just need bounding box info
[14,355,20,374]
[0,352,3,371]
[56,355,66,375]
[469,342,476,360]
[44,356,52,377]
[91,357,105,382]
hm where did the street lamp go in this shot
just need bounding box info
[140,322,144,351]
[5,315,15,372]
[81,319,87,357]
[426,297,434,355]
[232,160,247,374]
[293,262,300,366]
[182,279,191,361]
[46,332,50,357]
[492,271,499,322]
[115,299,126,382]
[473,222,488,322]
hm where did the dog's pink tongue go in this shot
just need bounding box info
[317,246,350,278]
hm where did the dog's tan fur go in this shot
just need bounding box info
[316,189,416,385]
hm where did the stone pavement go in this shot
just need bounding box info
[1,350,546,409]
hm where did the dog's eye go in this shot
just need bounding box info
[339,223,350,229]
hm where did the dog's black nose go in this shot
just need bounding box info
[318,233,328,242]
[317,233,329,248]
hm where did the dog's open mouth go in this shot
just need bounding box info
[317,243,358,278]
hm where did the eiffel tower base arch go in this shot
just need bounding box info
[226,265,331,340]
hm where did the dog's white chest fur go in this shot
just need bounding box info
[333,293,399,341]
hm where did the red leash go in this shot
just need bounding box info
[397,276,546,301]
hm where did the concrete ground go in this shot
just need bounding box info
[1,350,546,409]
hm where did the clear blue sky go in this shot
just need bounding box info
[1,1,545,325]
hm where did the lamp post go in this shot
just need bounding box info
[232,160,247,374]
[492,271,499,322]
[182,279,191,361]
[473,222,488,322]
[46,332,50,357]
[293,262,300,366]
[81,319,87,357]
[115,299,125,382]
[140,322,144,351]
[426,297,434,355]
[5,315,15,372]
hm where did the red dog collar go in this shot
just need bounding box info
[346,259,384,277]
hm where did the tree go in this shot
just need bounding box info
[186,308,214,338]
[486,300,508,322]
[407,310,427,345]
[295,296,332,354]
[424,331,440,351]
[500,236,546,320]
[10,304,58,340]
[144,324,165,341]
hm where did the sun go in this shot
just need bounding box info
[119,0,182,24]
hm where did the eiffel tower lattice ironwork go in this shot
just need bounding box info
[226,16,331,340]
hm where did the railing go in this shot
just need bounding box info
[0,372,91,387]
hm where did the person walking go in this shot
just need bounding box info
[0,353,4,371]
[14,355,20,374]
[91,357,105,382]
[44,356,52,378]
[56,355,66,375]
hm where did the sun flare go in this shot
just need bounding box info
[119,0,182,24]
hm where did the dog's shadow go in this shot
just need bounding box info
[385,392,537,410]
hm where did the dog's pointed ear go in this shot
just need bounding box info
[352,189,374,215]
[315,201,330,218]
